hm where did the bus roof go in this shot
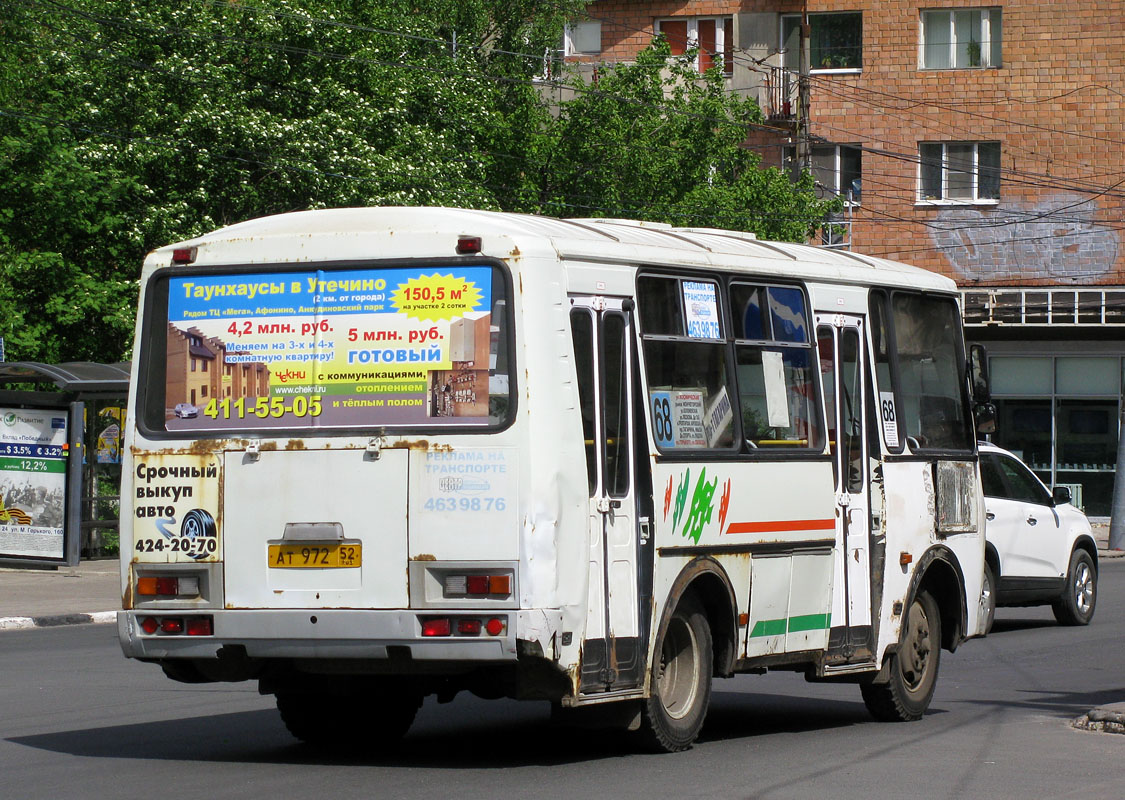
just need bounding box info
[152,206,955,293]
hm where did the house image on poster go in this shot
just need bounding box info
[165,325,270,415]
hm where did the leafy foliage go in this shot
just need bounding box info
[0,1,832,363]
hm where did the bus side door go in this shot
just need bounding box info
[570,297,649,693]
[817,315,875,663]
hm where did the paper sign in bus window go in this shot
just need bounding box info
[880,391,900,449]
[763,351,791,429]
[682,281,721,339]
[651,389,707,448]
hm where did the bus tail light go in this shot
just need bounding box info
[421,617,506,637]
[422,618,452,637]
[137,575,200,597]
[185,617,213,636]
[443,572,512,597]
[456,235,482,254]
[139,615,212,636]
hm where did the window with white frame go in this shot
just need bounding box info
[786,143,862,203]
[782,12,863,71]
[564,21,602,56]
[921,8,1001,69]
[657,17,734,76]
[919,141,1000,203]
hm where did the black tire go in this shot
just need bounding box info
[276,688,422,747]
[180,508,216,539]
[1052,549,1097,626]
[862,590,941,722]
[981,562,997,635]
[638,595,713,752]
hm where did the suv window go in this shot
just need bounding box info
[981,451,1051,505]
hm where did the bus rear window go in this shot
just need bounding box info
[138,263,513,435]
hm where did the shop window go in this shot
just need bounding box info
[993,399,1052,471]
[1057,357,1120,396]
[782,12,862,71]
[921,8,1001,69]
[990,357,1052,395]
[1056,399,1118,516]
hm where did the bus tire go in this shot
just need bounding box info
[861,589,941,722]
[1052,549,1097,626]
[276,688,421,747]
[638,595,712,752]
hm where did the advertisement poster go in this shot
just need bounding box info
[0,407,67,560]
[163,266,494,432]
[132,454,221,563]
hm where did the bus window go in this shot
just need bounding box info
[890,294,972,452]
[638,275,734,451]
[730,283,823,450]
[137,262,514,436]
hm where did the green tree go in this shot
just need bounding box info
[0,2,830,364]
[532,38,838,240]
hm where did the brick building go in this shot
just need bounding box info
[568,1,1125,514]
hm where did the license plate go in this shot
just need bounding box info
[268,542,362,569]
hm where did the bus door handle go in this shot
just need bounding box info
[596,497,622,514]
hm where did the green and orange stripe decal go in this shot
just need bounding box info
[750,613,832,638]
[725,518,835,535]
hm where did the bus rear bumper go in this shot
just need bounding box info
[117,608,520,663]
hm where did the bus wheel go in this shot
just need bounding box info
[861,590,941,722]
[639,595,712,752]
[276,688,422,747]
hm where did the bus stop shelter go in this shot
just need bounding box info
[0,362,130,567]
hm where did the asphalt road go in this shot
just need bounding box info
[3,562,1125,800]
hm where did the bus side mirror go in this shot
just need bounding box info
[974,402,997,435]
[968,343,990,403]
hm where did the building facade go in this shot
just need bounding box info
[570,0,1125,515]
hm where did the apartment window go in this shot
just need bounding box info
[919,141,1000,203]
[657,17,734,76]
[782,12,862,71]
[564,21,601,56]
[921,8,1001,69]
[788,144,862,203]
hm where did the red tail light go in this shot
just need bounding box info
[422,618,451,637]
[185,617,213,636]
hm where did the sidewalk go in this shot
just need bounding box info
[0,557,119,631]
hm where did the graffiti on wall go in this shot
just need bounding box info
[931,193,1119,281]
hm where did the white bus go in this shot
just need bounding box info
[119,207,991,752]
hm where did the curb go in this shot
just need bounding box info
[0,610,117,631]
[1072,708,1125,735]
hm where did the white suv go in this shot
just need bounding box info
[979,442,1098,633]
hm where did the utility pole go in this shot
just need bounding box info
[797,2,811,174]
